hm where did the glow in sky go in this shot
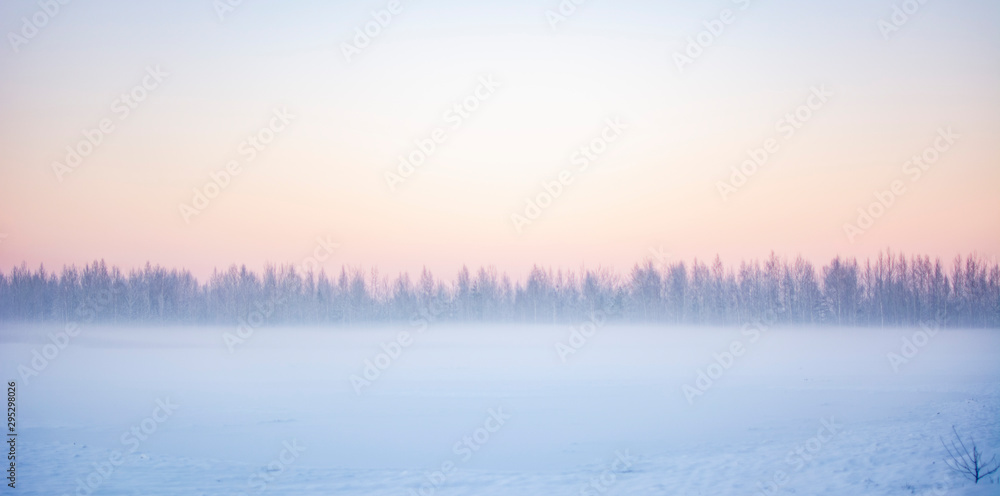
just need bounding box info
[1,0,998,279]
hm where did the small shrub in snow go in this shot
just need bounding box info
[942,426,1000,484]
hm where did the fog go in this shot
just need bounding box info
[2,323,998,494]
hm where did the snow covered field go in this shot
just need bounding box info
[2,322,998,495]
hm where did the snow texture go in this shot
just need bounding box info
[1,323,998,495]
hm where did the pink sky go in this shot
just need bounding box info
[1,0,998,280]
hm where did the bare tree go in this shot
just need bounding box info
[1,253,998,326]
[942,426,1000,484]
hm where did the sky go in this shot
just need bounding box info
[0,0,998,280]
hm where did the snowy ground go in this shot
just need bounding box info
[1,322,998,495]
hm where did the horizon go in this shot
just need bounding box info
[4,247,997,329]
[3,249,998,285]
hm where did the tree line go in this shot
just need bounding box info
[0,251,997,327]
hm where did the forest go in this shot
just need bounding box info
[0,251,997,328]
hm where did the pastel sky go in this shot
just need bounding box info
[1,0,998,280]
